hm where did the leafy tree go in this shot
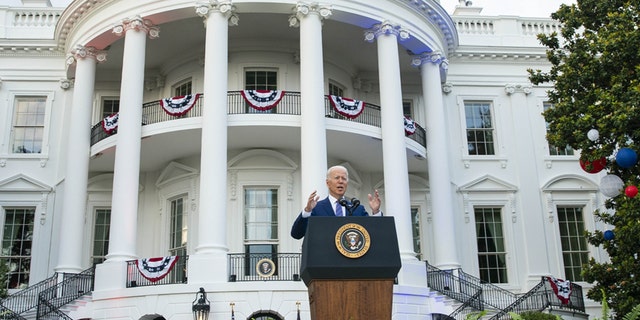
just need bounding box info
[528,0,640,318]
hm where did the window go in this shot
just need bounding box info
[1,208,34,289]
[557,206,589,281]
[169,197,188,282]
[544,103,574,156]
[475,207,507,283]
[403,100,413,119]
[465,102,495,155]
[174,79,192,97]
[245,70,277,91]
[411,207,421,260]
[91,208,111,265]
[11,96,46,154]
[244,188,278,276]
[245,70,278,114]
[101,98,120,119]
[328,81,344,97]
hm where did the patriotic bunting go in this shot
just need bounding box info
[404,117,416,135]
[241,90,285,111]
[136,256,179,282]
[160,94,201,116]
[102,113,119,134]
[328,95,365,119]
[547,276,572,304]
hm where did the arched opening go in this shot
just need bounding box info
[247,310,284,320]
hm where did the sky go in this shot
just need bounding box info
[7,0,577,19]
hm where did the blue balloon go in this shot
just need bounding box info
[603,230,614,241]
[616,148,638,168]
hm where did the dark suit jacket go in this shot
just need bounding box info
[290,197,368,239]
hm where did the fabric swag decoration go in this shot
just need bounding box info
[404,117,416,135]
[241,90,285,111]
[328,95,364,119]
[102,113,119,134]
[160,94,201,116]
[547,276,572,304]
[136,256,179,282]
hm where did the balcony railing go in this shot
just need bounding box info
[90,91,427,148]
[228,253,302,282]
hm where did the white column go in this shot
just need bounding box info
[56,46,105,274]
[95,17,159,291]
[365,22,414,261]
[291,3,332,198]
[189,1,237,283]
[106,16,158,262]
[413,53,461,270]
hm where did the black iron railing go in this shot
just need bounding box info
[0,273,57,317]
[228,253,302,282]
[426,261,586,320]
[36,267,94,320]
[126,256,188,288]
[90,91,427,148]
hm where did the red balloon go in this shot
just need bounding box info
[625,185,638,198]
[580,157,607,174]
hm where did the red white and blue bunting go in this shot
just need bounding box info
[102,113,119,134]
[404,117,416,135]
[136,256,179,282]
[160,94,201,116]
[328,95,365,119]
[241,90,285,111]
[547,276,572,304]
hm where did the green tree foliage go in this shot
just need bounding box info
[528,0,640,318]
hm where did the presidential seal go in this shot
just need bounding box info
[335,223,371,258]
[256,258,276,277]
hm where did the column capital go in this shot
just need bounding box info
[364,21,409,43]
[195,0,239,25]
[288,2,332,28]
[504,83,533,95]
[411,51,447,67]
[112,15,160,39]
[67,45,107,65]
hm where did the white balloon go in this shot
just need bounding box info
[587,129,599,141]
[600,174,624,197]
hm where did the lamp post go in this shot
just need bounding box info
[192,287,210,320]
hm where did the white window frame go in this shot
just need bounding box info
[456,96,505,162]
[3,91,54,158]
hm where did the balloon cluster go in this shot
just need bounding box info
[583,129,639,242]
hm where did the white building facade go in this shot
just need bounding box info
[0,0,608,319]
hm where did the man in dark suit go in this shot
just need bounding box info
[290,165,382,239]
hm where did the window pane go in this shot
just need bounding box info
[102,99,120,118]
[245,70,278,91]
[12,97,46,154]
[544,103,574,156]
[411,207,421,259]
[244,188,278,241]
[557,206,589,281]
[465,102,495,155]
[1,208,35,289]
[475,207,507,283]
[92,208,111,265]
[170,197,188,251]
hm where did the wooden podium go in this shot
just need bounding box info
[300,216,401,320]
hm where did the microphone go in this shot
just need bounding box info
[351,198,361,210]
[338,197,349,207]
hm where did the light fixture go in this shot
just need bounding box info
[192,287,210,320]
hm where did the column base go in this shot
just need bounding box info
[94,260,128,291]
[396,258,428,287]
[187,253,229,283]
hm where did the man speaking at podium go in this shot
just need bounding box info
[291,165,382,239]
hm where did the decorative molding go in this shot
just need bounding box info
[112,15,160,39]
[60,79,72,90]
[40,192,48,225]
[288,2,332,28]
[0,159,5,167]
[442,82,453,94]
[504,83,532,96]
[364,20,409,43]
[229,170,237,200]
